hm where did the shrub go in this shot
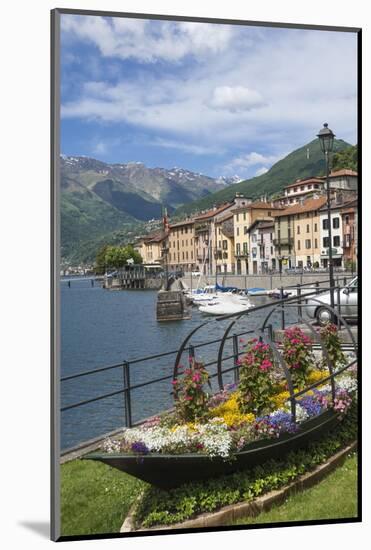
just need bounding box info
[237,338,275,415]
[172,360,210,423]
[282,327,315,389]
[319,323,346,369]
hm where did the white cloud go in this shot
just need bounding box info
[150,138,223,156]
[255,166,269,176]
[62,16,233,63]
[61,20,357,168]
[209,86,265,112]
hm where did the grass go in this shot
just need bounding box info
[60,459,146,537]
[233,453,358,525]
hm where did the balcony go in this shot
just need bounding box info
[235,250,249,258]
[273,237,294,246]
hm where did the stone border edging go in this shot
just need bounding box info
[120,440,357,532]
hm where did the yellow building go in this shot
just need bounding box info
[134,232,167,264]
[167,219,196,273]
[273,196,326,269]
[214,212,235,273]
[233,201,281,274]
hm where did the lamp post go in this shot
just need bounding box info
[317,123,335,308]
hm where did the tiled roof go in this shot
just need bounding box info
[274,196,327,217]
[144,231,167,243]
[169,219,194,228]
[329,169,358,178]
[194,203,233,220]
[232,201,281,213]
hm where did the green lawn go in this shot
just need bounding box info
[233,453,358,525]
[60,459,146,537]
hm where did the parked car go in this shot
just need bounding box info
[305,277,358,325]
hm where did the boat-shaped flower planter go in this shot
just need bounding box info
[85,409,340,489]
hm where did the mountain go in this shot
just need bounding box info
[175,138,352,216]
[60,156,226,262]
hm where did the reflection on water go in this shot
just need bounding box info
[61,279,298,450]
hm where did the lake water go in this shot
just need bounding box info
[61,279,298,450]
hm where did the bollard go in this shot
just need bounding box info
[316,281,320,294]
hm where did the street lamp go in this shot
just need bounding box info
[317,123,335,309]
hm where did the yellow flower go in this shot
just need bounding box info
[270,390,290,408]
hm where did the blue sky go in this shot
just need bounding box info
[60,15,357,179]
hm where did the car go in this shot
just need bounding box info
[305,276,358,325]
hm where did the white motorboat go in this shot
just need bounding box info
[198,293,252,316]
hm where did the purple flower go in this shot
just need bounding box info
[131,441,149,454]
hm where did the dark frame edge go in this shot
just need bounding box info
[51,8,61,543]
[54,7,361,33]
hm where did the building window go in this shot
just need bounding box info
[345,215,350,225]
[333,235,340,247]
[252,234,257,243]
[323,237,330,248]
[297,225,300,234]
[306,224,310,233]
[243,212,246,221]
[314,223,317,232]
[333,217,340,229]
[222,240,228,250]
[243,242,248,254]
[314,184,319,189]
[236,213,239,222]
[270,233,273,241]
[244,226,248,234]
[305,239,311,249]
[182,251,184,260]
[236,227,239,236]
[297,240,301,250]
[236,243,241,255]
[218,228,221,235]
[186,251,188,259]
[323,219,329,230]
[191,251,193,259]
[268,211,271,216]
[271,246,273,255]
[315,238,318,248]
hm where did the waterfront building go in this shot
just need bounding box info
[247,219,276,274]
[193,194,249,275]
[340,198,358,271]
[134,232,167,264]
[167,219,196,273]
[233,200,281,275]
[275,170,358,207]
[214,212,235,274]
[273,196,326,270]
[318,191,357,268]
[277,177,325,206]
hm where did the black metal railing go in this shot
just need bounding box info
[61,276,357,453]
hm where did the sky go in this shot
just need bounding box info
[60,15,358,180]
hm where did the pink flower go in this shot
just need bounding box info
[260,358,273,371]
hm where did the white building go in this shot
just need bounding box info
[248,219,276,274]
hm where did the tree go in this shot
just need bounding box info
[95,244,143,270]
[331,145,358,172]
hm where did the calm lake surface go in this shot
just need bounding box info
[61,278,298,450]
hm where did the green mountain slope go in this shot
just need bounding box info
[175,138,351,216]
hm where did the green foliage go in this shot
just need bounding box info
[233,453,357,524]
[134,403,357,528]
[319,323,347,369]
[332,144,358,172]
[237,338,275,415]
[176,138,351,216]
[95,244,143,269]
[173,360,211,422]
